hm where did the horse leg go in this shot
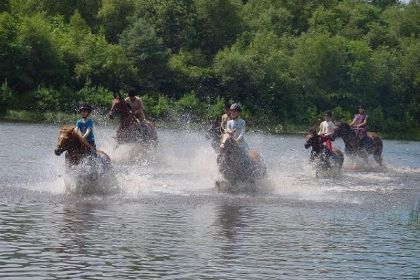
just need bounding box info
[374,140,383,166]
[374,153,382,166]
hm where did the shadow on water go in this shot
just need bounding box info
[215,200,250,242]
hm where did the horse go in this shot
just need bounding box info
[54,126,114,194]
[206,117,222,151]
[217,131,266,186]
[304,129,344,177]
[331,121,383,165]
[108,96,158,147]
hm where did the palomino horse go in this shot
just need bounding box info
[331,121,383,165]
[305,128,344,177]
[108,96,158,147]
[54,126,113,194]
[217,132,266,185]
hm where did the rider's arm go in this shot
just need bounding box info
[82,119,94,139]
[349,116,356,127]
[138,109,146,122]
[220,114,227,132]
[236,120,245,141]
[75,120,82,135]
[319,122,326,135]
[83,128,91,139]
[135,99,146,121]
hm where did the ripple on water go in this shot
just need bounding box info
[0,125,419,279]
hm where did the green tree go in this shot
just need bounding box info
[310,0,381,39]
[0,12,21,89]
[134,0,198,52]
[0,0,9,12]
[195,0,243,56]
[291,33,349,110]
[97,0,135,43]
[14,14,67,91]
[9,0,100,26]
[119,18,170,92]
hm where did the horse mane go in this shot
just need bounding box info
[336,121,350,129]
[307,127,318,136]
[61,125,93,152]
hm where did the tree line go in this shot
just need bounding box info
[0,0,419,135]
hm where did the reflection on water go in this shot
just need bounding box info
[0,123,419,279]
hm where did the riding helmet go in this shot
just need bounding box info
[230,103,242,112]
[79,103,92,112]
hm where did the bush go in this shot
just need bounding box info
[332,106,352,122]
[151,95,173,119]
[205,96,225,120]
[33,87,61,112]
[77,86,114,109]
[175,91,204,118]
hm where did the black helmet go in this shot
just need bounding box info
[79,103,92,112]
[358,104,366,109]
[230,103,242,112]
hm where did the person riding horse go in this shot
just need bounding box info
[349,105,372,149]
[125,88,146,123]
[108,92,158,146]
[318,110,335,151]
[305,128,344,176]
[226,103,248,150]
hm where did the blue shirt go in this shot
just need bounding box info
[76,118,95,146]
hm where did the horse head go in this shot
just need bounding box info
[54,126,92,156]
[108,97,122,120]
[220,130,237,151]
[304,128,319,149]
[55,126,76,155]
[331,121,348,139]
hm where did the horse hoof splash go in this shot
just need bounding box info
[216,132,266,191]
[305,128,344,178]
[55,126,118,195]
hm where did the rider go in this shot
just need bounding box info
[76,103,96,150]
[319,110,335,151]
[226,103,248,150]
[220,102,231,134]
[349,105,368,139]
[125,88,146,122]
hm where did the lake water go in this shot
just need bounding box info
[0,122,419,279]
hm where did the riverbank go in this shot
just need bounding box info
[1,110,419,141]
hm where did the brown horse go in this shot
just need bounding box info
[217,132,266,185]
[331,121,383,165]
[54,126,113,193]
[305,128,344,177]
[108,96,158,147]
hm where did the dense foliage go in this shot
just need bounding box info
[0,0,419,134]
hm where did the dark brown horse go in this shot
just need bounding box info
[108,96,158,147]
[217,132,266,185]
[305,128,344,176]
[54,126,113,193]
[331,121,383,165]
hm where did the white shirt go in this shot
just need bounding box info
[227,118,245,141]
[319,120,335,136]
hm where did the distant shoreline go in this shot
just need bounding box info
[1,110,419,141]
